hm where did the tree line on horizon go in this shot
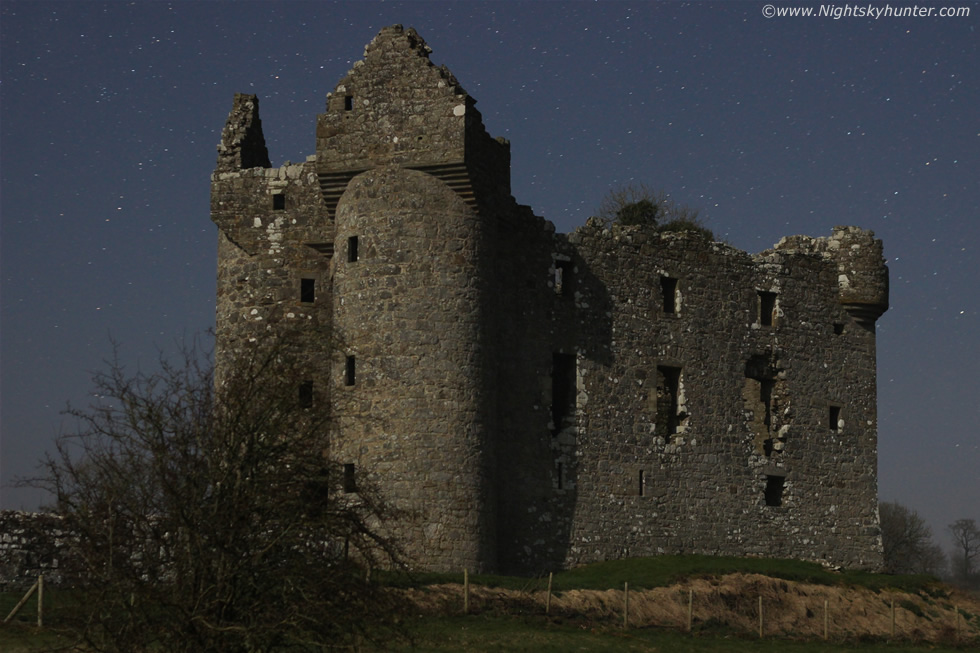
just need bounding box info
[879,500,979,590]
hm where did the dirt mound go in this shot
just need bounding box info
[398,574,980,642]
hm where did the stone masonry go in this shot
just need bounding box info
[210,26,889,575]
[0,511,71,590]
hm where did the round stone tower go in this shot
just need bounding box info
[314,26,508,572]
[331,166,497,572]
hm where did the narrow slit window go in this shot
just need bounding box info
[829,405,841,433]
[760,379,774,430]
[639,469,646,497]
[761,378,775,456]
[298,380,314,409]
[764,475,785,507]
[345,356,356,386]
[344,95,353,111]
[656,365,685,437]
[343,463,357,493]
[758,291,777,326]
[557,462,564,490]
[551,352,576,434]
[348,236,359,262]
[661,276,678,314]
[554,260,573,296]
[300,278,315,303]
[272,194,285,210]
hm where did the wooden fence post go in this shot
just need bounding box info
[823,598,828,640]
[37,574,44,628]
[463,569,469,614]
[623,582,629,629]
[758,595,763,638]
[891,598,896,639]
[545,572,553,615]
[687,589,693,632]
[3,578,40,624]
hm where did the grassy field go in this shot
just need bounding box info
[394,614,976,652]
[2,616,974,653]
[2,555,977,652]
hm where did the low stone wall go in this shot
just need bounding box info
[0,510,71,589]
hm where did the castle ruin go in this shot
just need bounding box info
[210,26,888,574]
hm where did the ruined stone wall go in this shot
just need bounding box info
[492,214,577,573]
[532,223,885,571]
[0,511,71,590]
[210,95,334,393]
[207,25,887,577]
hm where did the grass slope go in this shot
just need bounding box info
[384,554,942,594]
[2,555,975,652]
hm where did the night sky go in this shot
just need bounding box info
[2,2,977,555]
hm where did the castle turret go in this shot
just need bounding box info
[826,226,889,329]
[775,226,889,329]
[322,26,499,572]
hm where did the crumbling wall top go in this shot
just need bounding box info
[215,93,271,174]
[774,226,889,323]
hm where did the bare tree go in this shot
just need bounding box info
[948,518,980,588]
[879,501,945,575]
[918,541,948,579]
[36,335,403,653]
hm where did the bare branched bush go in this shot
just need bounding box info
[948,518,980,590]
[37,335,403,652]
[596,183,713,239]
[879,501,946,576]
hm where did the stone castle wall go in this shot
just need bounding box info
[209,25,888,575]
[0,511,71,590]
[550,225,882,569]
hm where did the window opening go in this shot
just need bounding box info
[554,260,573,296]
[833,322,845,335]
[758,291,777,326]
[639,469,646,497]
[343,463,357,493]
[298,380,314,409]
[760,379,775,455]
[661,276,678,314]
[557,462,564,490]
[347,236,359,262]
[300,278,315,303]
[744,354,786,457]
[656,365,685,437]
[344,95,353,111]
[272,194,285,210]
[551,353,576,434]
[764,475,785,507]
[345,356,356,386]
[829,405,841,433]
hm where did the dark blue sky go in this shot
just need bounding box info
[2,1,977,553]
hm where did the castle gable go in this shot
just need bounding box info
[315,25,511,218]
[316,25,473,175]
